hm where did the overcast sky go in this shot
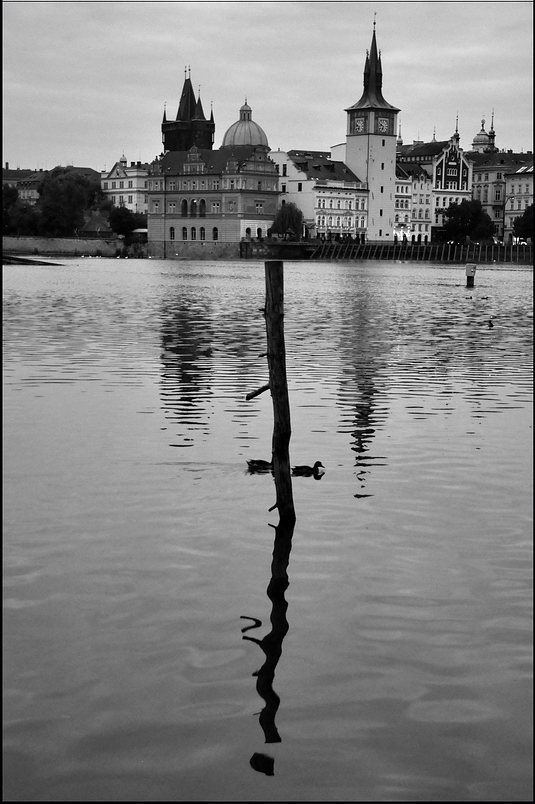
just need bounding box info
[3,0,533,171]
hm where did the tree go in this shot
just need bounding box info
[513,204,533,240]
[108,206,147,238]
[443,199,494,243]
[3,185,40,236]
[269,202,304,239]
[37,167,102,237]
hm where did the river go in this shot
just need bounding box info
[3,258,533,801]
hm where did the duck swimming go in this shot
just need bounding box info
[291,461,325,478]
[246,459,273,473]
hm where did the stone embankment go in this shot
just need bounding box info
[3,235,123,258]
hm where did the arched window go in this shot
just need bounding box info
[169,226,175,241]
[191,227,196,240]
[199,199,206,218]
[190,199,197,217]
[181,199,188,217]
[245,227,251,238]
[182,227,188,240]
[212,227,219,241]
[200,227,205,241]
[257,227,262,239]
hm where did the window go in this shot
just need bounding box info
[169,181,175,191]
[379,209,383,217]
[181,200,188,217]
[103,182,108,190]
[169,227,175,240]
[281,184,287,193]
[496,173,502,180]
[495,189,501,201]
[200,227,205,241]
[211,202,220,214]
[212,227,219,241]
[128,180,133,189]
[381,163,384,170]
[298,183,302,192]
[112,181,116,189]
[337,200,341,209]
[199,199,206,217]
[168,202,176,213]
[382,139,385,146]
[119,195,124,204]
[380,187,384,193]
[282,165,287,176]
[128,195,133,204]
[484,173,489,181]
[256,203,263,213]
[119,181,124,189]
[182,227,187,240]
[191,227,196,240]
[213,181,220,190]
[230,180,235,189]
[190,199,197,217]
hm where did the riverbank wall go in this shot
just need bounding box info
[3,235,124,258]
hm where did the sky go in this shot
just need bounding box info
[3,0,533,172]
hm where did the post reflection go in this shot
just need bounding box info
[241,516,295,775]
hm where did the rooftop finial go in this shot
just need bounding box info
[373,11,376,31]
[188,65,191,79]
[455,112,459,133]
[184,66,187,79]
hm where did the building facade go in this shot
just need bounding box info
[269,149,367,239]
[147,76,279,255]
[101,155,150,213]
[503,161,533,243]
[470,152,532,240]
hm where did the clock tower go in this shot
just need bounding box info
[345,25,400,240]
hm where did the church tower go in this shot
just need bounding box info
[344,25,400,240]
[162,68,215,152]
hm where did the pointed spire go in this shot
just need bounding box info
[432,126,436,142]
[162,102,167,124]
[346,23,399,112]
[210,101,214,123]
[194,89,206,121]
[397,120,403,146]
[489,109,495,133]
[176,69,197,121]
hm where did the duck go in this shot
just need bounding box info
[246,459,273,473]
[291,461,325,478]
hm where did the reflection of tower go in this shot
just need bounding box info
[337,288,391,495]
[160,297,214,443]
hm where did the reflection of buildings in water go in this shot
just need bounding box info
[159,294,273,448]
[160,297,215,442]
[241,519,294,775]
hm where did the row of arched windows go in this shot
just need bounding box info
[169,227,218,241]
[181,199,206,217]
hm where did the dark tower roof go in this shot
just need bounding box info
[163,69,215,152]
[176,74,197,121]
[346,28,400,113]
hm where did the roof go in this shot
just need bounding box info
[468,152,532,168]
[287,154,362,184]
[346,30,400,113]
[159,145,275,176]
[398,140,450,159]
[221,102,269,148]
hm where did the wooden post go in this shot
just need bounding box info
[265,261,296,524]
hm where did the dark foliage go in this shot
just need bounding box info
[269,202,304,239]
[37,167,103,237]
[513,204,533,240]
[443,199,494,243]
[108,206,147,237]
[3,185,40,235]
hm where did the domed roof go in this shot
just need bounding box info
[221,101,269,148]
[472,119,490,146]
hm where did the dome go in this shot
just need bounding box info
[472,119,490,148]
[221,101,269,148]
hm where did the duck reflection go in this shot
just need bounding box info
[241,516,295,774]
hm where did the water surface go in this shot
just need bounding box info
[3,258,533,801]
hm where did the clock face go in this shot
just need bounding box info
[355,118,365,133]
[378,118,389,133]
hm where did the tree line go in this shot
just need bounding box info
[3,166,146,238]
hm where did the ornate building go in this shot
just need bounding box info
[342,25,400,241]
[147,73,279,255]
[101,155,150,213]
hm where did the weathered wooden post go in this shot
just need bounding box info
[264,261,296,525]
